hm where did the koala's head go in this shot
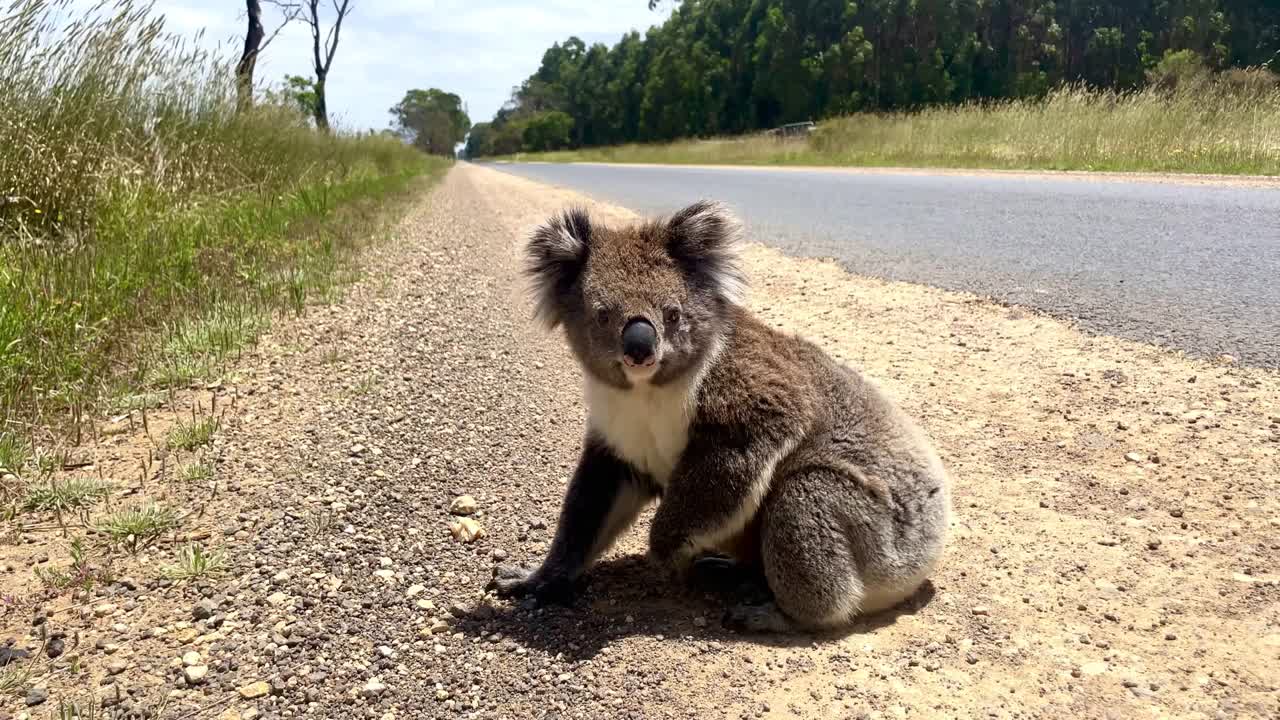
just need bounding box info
[525,200,745,389]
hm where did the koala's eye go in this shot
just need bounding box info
[664,307,682,325]
[594,308,611,327]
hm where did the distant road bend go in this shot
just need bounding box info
[486,162,1280,368]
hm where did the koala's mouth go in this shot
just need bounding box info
[621,355,659,380]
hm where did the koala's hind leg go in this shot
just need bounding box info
[747,466,877,631]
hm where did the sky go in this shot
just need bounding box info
[155,1,671,131]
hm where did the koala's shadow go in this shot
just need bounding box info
[456,555,936,662]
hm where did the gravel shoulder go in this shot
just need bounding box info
[3,164,1277,720]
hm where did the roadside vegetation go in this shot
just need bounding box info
[0,0,447,495]
[503,70,1280,175]
[469,0,1280,175]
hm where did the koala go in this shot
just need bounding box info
[489,201,951,632]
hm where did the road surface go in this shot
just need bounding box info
[486,162,1280,367]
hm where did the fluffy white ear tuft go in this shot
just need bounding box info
[666,200,747,305]
[525,207,592,328]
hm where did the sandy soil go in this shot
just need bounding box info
[1,164,1276,720]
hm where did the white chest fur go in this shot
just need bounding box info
[584,377,695,487]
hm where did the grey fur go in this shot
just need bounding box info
[492,201,951,632]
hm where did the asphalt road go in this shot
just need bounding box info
[485,162,1280,367]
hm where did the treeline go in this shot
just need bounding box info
[465,0,1280,156]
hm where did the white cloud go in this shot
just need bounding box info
[148,0,668,130]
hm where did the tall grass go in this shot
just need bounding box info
[0,0,444,470]
[506,74,1280,175]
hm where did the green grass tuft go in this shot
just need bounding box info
[177,457,215,484]
[163,543,227,581]
[165,416,218,452]
[97,505,178,552]
[0,432,28,476]
[22,478,112,514]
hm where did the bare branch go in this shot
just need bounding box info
[322,0,352,73]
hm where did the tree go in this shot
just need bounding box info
[281,74,319,119]
[268,0,355,131]
[389,89,471,156]
[235,0,298,111]
[521,111,574,151]
[464,0,1280,157]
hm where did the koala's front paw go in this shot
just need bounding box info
[487,564,576,606]
[647,545,696,585]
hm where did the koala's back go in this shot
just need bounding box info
[697,306,951,608]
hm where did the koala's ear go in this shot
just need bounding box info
[526,207,592,328]
[666,200,746,305]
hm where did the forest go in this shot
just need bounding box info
[465,0,1280,157]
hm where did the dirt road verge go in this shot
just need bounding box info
[3,164,1276,720]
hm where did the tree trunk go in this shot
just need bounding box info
[235,0,265,112]
[313,73,330,131]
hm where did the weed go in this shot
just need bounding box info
[0,432,29,475]
[177,457,215,484]
[22,478,112,514]
[0,649,35,696]
[163,543,227,581]
[34,537,112,592]
[97,505,178,553]
[351,374,378,396]
[51,697,104,720]
[166,416,218,452]
[108,391,165,415]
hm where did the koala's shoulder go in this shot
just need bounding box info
[696,313,821,430]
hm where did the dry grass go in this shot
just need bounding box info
[509,78,1280,176]
[0,0,447,484]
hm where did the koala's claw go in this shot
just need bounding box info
[487,564,576,605]
[722,601,794,634]
[487,564,535,596]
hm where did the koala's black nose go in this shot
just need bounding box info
[621,318,657,366]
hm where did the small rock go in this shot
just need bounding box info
[965,652,979,665]
[449,495,479,516]
[265,592,289,606]
[449,518,486,543]
[970,606,990,616]
[693,616,707,628]
[26,687,49,706]
[272,570,291,585]
[106,659,128,675]
[182,651,202,667]
[362,678,387,697]
[349,444,366,456]
[1124,452,1147,464]
[406,584,426,598]
[377,645,395,658]
[94,602,118,617]
[448,603,469,619]
[194,601,216,623]
[45,637,65,659]
[528,517,547,530]
[184,665,209,685]
[238,681,271,699]
[491,549,508,561]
